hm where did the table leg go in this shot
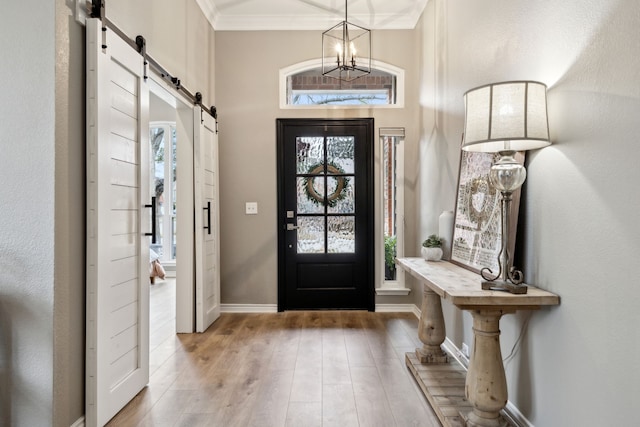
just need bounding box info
[416,286,449,364]
[463,309,512,427]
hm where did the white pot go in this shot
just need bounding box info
[422,247,443,261]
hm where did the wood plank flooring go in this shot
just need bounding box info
[107,279,441,426]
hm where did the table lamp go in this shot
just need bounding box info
[461,81,551,294]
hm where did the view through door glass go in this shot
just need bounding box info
[277,119,374,311]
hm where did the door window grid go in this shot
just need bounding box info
[296,136,356,254]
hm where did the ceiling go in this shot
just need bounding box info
[197,0,429,31]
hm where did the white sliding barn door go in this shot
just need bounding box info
[194,107,221,332]
[86,18,150,426]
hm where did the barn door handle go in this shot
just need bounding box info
[145,196,157,244]
[203,201,211,234]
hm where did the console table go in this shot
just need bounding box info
[396,258,559,427]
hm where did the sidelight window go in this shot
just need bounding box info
[378,127,409,294]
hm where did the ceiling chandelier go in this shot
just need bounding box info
[322,0,371,82]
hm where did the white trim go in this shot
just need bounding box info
[70,416,85,427]
[75,0,88,25]
[174,97,196,333]
[148,74,196,334]
[443,337,470,369]
[504,402,535,427]
[375,285,411,296]
[195,0,219,30]
[379,131,406,292]
[279,59,405,109]
[207,10,426,31]
[148,72,193,110]
[221,304,278,313]
[222,303,422,315]
[375,303,418,314]
[410,304,421,318]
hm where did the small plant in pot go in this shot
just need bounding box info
[384,235,397,280]
[421,234,443,261]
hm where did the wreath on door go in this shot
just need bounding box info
[303,162,350,207]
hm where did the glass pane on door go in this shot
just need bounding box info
[297,217,325,253]
[296,137,324,173]
[295,135,356,255]
[328,216,355,253]
[297,177,324,214]
[327,177,355,214]
[327,136,355,173]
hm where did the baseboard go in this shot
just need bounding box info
[220,303,278,313]
[413,305,532,426]
[375,287,411,296]
[220,303,421,314]
[503,402,535,427]
[375,303,419,315]
[442,337,470,369]
[70,416,85,427]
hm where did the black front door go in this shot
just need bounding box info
[277,119,374,311]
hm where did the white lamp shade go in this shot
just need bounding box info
[462,81,551,152]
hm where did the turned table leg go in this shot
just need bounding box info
[416,286,449,364]
[463,309,513,427]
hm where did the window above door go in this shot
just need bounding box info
[279,59,405,109]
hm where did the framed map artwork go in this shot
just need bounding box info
[450,150,525,274]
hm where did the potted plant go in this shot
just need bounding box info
[422,234,443,261]
[384,235,397,280]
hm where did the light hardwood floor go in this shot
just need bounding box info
[107,279,441,426]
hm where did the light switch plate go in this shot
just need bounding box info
[245,202,258,215]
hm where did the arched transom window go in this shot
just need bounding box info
[280,59,405,109]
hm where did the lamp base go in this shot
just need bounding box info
[481,280,528,294]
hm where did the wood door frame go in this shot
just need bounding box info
[276,118,375,312]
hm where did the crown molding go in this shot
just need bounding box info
[195,0,219,29]
[195,0,427,31]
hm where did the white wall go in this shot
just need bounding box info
[0,1,55,425]
[416,0,640,425]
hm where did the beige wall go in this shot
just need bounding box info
[109,0,216,108]
[215,30,420,307]
[8,0,637,424]
[417,0,640,425]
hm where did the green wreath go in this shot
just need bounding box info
[303,162,350,207]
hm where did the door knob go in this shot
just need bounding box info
[286,223,299,231]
